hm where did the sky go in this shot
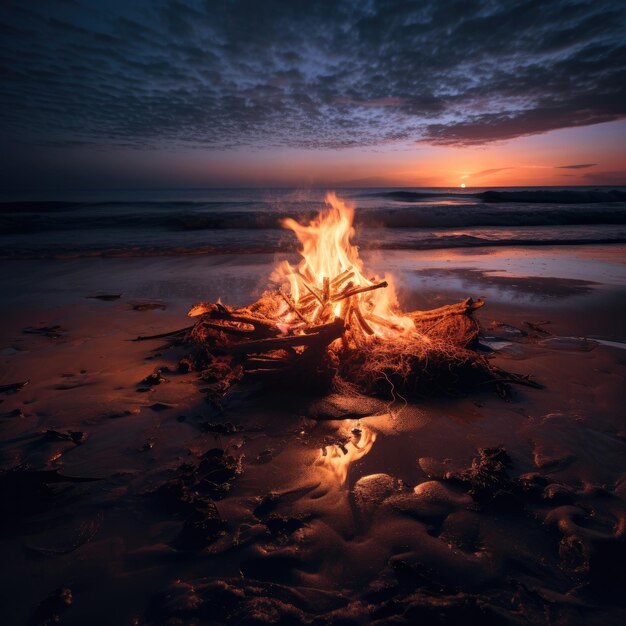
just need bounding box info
[0,0,625,191]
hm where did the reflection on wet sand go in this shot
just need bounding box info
[413,267,598,300]
[315,423,377,486]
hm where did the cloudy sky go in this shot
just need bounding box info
[1,0,625,190]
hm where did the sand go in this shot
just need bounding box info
[1,245,625,625]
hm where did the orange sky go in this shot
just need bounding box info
[4,119,625,192]
[180,120,626,188]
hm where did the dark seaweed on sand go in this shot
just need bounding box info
[149,448,243,551]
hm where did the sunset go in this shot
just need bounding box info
[1,2,626,625]
[1,1,626,191]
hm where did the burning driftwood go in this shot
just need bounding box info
[182,193,540,403]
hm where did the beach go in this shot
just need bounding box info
[1,236,625,624]
[4,0,626,621]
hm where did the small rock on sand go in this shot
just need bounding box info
[352,473,408,518]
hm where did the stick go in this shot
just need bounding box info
[199,321,256,337]
[244,368,289,377]
[353,303,374,335]
[298,292,317,306]
[300,299,319,315]
[332,281,388,302]
[229,333,324,355]
[330,269,354,289]
[278,290,308,323]
[367,313,403,331]
[302,281,324,306]
[523,321,551,335]
[298,271,335,306]
[195,304,281,339]
[243,354,290,362]
[188,302,215,317]
[410,298,484,322]
[205,309,276,332]
[229,319,344,355]
[486,365,543,389]
[215,313,273,328]
[313,302,330,324]
[243,358,290,370]
[331,281,354,311]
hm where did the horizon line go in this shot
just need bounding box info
[2,183,626,195]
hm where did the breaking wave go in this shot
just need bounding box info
[1,187,625,258]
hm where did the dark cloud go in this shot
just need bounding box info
[0,0,624,151]
[556,163,597,169]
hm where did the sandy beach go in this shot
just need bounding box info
[1,244,625,625]
[3,0,626,622]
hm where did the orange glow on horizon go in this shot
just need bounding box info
[106,120,625,189]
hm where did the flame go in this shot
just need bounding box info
[316,425,377,485]
[272,192,415,339]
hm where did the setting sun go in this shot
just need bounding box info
[460,183,466,188]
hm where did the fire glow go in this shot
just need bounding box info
[316,424,377,486]
[272,192,417,341]
[185,191,519,406]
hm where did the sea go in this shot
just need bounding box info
[1,186,625,259]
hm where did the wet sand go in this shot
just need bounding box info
[1,245,625,625]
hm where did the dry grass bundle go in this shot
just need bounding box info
[181,293,539,404]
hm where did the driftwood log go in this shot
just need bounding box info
[178,284,540,403]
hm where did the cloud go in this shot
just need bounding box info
[556,163,597,169]
[0,0,624,151]
[471,168,514,178]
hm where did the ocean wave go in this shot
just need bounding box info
[369,188,626,204]
[3,233,625,260]
[0,199,260,214]
[2,205,626,235]
[0,201,84,213]
[478,189,626,203]
[357,206,626,228]
[364,190,463,201]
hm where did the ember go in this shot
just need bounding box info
[185,193,540,402]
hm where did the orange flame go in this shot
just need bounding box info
[272,192,415,338]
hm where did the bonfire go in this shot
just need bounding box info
[175,193,538,403]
